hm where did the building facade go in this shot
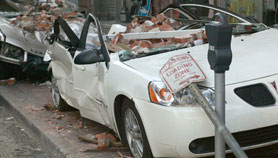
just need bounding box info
[78,0,277,28]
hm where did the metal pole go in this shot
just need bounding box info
[215,73,226,158]
[223,0,227,9]
[188,83,248,158]
[255,0,264,22]
[216,0,227,9]
[115,0,121,23]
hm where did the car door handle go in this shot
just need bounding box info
[75,65,85,71]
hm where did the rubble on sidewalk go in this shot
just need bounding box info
[0,82,124,157]
[0,78,16,86]
[111,13,207,55]
[78,132,124,150]
[43,103,55,111]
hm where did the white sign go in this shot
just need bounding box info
[160,54,206,93]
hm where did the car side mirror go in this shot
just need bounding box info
[74,49,105,65]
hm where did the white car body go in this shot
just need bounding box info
[48,4,278,158]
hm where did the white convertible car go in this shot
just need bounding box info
[47,4,278,158]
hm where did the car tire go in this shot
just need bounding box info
[121,99,153,158]
[51,75,72,111]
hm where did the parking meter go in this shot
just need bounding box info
[206,13,233,73]
[205,13,233,158]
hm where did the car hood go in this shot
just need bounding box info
[124,28,278,88]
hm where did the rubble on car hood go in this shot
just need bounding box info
[125,13,183,33]
[111,13,207,55]
[124,28,278,87]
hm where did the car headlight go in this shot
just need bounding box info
[149,81,215,107]
[148,81,174,106]
[173,87,215,106]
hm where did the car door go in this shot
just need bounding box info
[48,17,80,107]
[72,15,111,126]
[49,42,76,106]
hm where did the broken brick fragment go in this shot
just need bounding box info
[62,11,78,19]
[151,16,157,24]
[142,24,154,32]
[43,104,55,111]
[174,38,189,44]
[159,23,174,31]
[140,40,152,50]
[111,32,123,45]
[156,13,167,23]
[166,18,182,30]
[129,40,140,49]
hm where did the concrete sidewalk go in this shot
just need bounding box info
[0,82,129,158]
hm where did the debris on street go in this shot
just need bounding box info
[81,147,130,153]
[78,132,124,150]
[43,103,55,111]
[25,105,45,113]
[0,78,16,86]
[0,82,123,157]
[5,116,14,121]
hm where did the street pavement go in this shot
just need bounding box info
[0,105,47,158]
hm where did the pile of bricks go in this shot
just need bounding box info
[112,13,207,54]
[9,2,81,32]
[125,14,182,33]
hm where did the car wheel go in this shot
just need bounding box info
[121,99,152,158]
[51,76,71,111]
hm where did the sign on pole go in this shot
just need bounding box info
[160,54,206,93]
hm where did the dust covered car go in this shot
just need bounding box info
[47,6,278,158]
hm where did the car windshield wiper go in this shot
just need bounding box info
[120,44,191,62]
[135,44,190,58]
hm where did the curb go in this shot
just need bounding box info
[0,92,81,158]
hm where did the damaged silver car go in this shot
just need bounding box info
[0,12,49,77]
[0,1,80,80]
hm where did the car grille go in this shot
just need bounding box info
[189,125,278,154]
[234,83,275,107]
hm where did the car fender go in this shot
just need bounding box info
[105,61,154,132]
